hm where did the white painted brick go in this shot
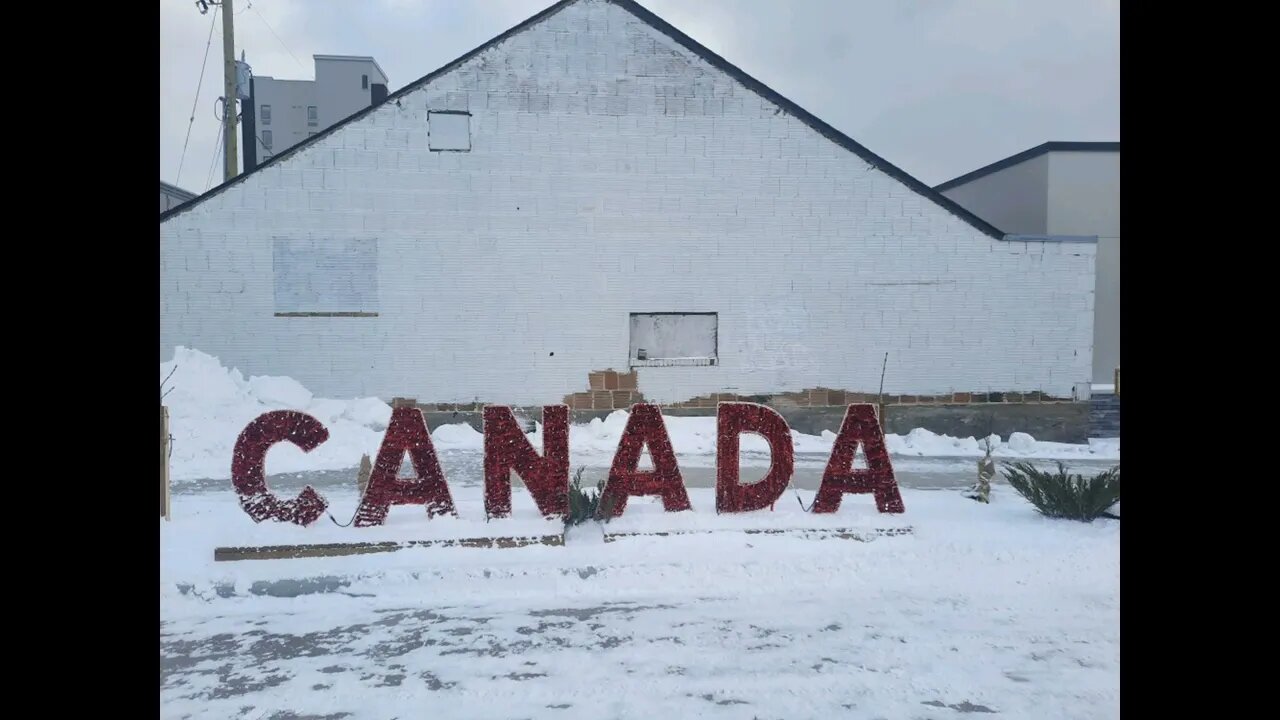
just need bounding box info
[160,0,1094,403]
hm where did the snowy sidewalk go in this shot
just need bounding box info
[160,487,1119,720]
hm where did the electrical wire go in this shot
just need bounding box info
[205,119,225,192]
[252,3,306,70]
[329,460,374,527]
[176,4,219,186]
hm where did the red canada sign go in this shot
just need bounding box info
[231,402,905,526]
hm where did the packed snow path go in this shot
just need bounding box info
[160,488,1119,719]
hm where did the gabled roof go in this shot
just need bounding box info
[934,141,1120,193]
[160,180,196,203]
[160,0,1004,239]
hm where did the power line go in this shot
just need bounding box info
[252,4,305,70]
[252,130,275,155]
[205,118,226,192]
[176,4,220,186]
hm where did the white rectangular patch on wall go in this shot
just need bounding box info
[629,313,718,367]
[428,111,471,151]
[273,238,378,317]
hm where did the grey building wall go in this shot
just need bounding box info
[939,154,1049,235]
[1047,151,1119,385]
[245,56,387,172]
[938,145,1119,387]
[250,77,318,162]
[314,56,388,131]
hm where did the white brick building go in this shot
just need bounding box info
[159,0,1097,410]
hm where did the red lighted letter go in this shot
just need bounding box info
[232,411,331,526]
[716,403,795,513]
[484,405,570,518]
[812,404,905,514]
[600,404,692,518]
[354,406,456,526]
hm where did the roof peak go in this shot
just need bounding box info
[163,0,1006,239]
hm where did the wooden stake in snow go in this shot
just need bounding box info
[160,405,172,521]
[357,454,372,497]
[876,352,889,430]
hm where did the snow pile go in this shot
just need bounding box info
[161,349,1119,482]
[549,411,1116,462]
[885,427,1116,460]
[162,348,394,482]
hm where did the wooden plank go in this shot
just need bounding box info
[273,311,379,318]
[356,454,372,497]
[160,405,171,521]
[215,526,912,561]
[604,526,913,543]
[214,534,566,562]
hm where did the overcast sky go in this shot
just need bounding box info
[160,0,1118,194]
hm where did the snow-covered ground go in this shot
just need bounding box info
[161,485,1118,719]
[160,348,1119,719]
[161,347,1119,483]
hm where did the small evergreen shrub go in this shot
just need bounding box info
[1003,461,1120,521]
[565,467,616,527]
[964,437,997,504]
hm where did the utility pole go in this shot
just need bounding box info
[197,0,240,182]
[220,0,239,181]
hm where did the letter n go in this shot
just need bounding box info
[484,405,570,518]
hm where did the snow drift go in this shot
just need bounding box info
[161,348,1119,482]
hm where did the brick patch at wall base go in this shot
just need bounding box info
[664,387,1073,411]
[565,369,645,410]
[396,375,1088,443]
[559,375,1072,413]
[407,404,1089,445]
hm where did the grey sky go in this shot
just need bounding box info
[159,0,1118,194]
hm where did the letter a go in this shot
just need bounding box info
[355,406,456,526]
[812,404,905,514]
[600,404,692,518]
[484,405,570,518]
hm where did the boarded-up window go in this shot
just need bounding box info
[273,238,378,317]
[629,313,717,367]
[428,111,471,151]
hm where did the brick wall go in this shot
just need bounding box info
[160,0,1096,406]
[557,370,1074,412]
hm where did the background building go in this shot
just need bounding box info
[242,55,389,170]
[160,180,196,213]
[935,142,1119,388]
[936,142,1118,435]
[160,0,1099,439]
